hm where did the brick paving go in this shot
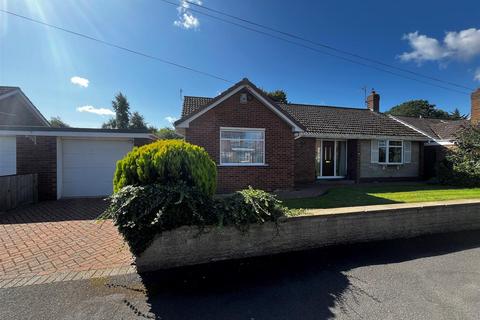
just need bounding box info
[0,199,135,288]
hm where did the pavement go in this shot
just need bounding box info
[0,199,134,287]
[1,230,479,320]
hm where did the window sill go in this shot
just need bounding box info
[218,164,269,167]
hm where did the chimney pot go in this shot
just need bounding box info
[471,88,480,125]
[367,89,380,112]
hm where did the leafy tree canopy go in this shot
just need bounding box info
[102,92,150,130]
[386,100,466,120]
[129,111,148,129]
[438,125,480,186]
[112,92,130,129]
[49,116,70,128]
[155,127,183,139]
[260,89,288,103]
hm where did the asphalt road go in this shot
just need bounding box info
[1,230,480,320]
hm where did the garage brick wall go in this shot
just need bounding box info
[185,89,295,193]
[16,136,57,200]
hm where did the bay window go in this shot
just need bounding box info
[220,128,265,165]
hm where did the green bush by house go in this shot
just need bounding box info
[101,184,291,255]
[438,125,480,187]
[113,140,217,196]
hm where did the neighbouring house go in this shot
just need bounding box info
[175,78,434,193]
[388,88,480,179]
[0,86,154,201]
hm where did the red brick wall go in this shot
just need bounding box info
[16,136,57,200]
[294,138,316,184]
[185,89,295,193]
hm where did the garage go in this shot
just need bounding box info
[60,138,134,197]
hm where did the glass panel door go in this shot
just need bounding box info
[335,141,347,176]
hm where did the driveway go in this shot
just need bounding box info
[1,230,479,319]
[0,199,134,287]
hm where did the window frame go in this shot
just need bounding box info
[219,127,266,166]
[378,139,403,165]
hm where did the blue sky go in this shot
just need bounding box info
[1,0,479,128]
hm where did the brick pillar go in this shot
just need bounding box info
[471,88,480,125]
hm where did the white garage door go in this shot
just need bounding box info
[0,136,16,176]
[62,138,133,197]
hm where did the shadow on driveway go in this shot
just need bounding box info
[0,198,107,224]
[134,230,480,320]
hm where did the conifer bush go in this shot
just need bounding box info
[113,140,217,196]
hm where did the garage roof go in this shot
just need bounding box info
[0,126,155,139]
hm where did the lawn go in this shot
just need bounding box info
[282,184,480,209]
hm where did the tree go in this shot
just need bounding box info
[266,89,288,103]
[449,108,468,120]
[129,111,148,129]
[386,100,453,119]
[102,118,117,129]
[112,92,130,129]
[438,125,480,186]
[156,127,183,139]
[50,116,70,128]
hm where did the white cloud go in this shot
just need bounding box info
[475,69,480,82]
[174,0,202,30]
[70,76,89,88]
[77,105,115,116]
[399,28,480,64]
[165,116,177,126]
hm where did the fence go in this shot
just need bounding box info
[0,174,38,211]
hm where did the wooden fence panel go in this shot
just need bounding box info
[0,174,38,211]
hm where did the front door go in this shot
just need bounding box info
[322,140,335,176]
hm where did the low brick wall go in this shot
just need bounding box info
[136,199,480,272]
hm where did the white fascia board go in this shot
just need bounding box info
[388,115,436,141]
[245,85,303,132]
[176,85,245,128]
[176,85,304,132]
[297,132,429,141]
[0,130,154,139]
[425,140,454,146]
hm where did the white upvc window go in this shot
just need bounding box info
[372,140,411,165]
[220,128,265,166]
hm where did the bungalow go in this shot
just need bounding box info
[0,86,154,201]
[176,79,426,193]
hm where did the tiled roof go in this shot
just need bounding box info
[394,116,469,141]
[180,96,426,138]
[182,96,213,117]
[0,86,19,97]
[278,103,424,137]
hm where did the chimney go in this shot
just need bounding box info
[471,88,480,125]
[367,89,380,112]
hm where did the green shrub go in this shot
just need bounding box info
[100,183,217,255]
[216,187,287,231]
[438,125,480,187]
[113,140,217,196]
[100,184,290,255]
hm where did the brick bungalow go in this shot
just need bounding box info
[176,78,442,193]
[0,86,154,201]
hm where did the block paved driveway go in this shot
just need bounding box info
[0,199,134,288]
